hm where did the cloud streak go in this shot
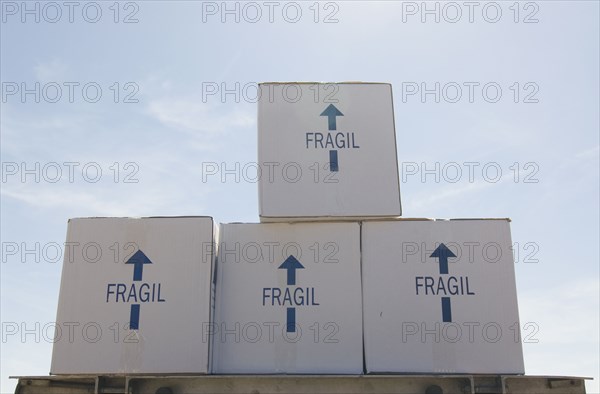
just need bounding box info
[146,97,254,135]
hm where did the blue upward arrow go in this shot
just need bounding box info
[320,104,343,131]
[125,249,152,281]
[278,255,305,286]
[430,243,456,275]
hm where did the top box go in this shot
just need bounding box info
[258,82,402,222]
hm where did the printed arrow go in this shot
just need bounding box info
[279,255,304,333]
[441,297,452,323]
[125,249,153,281]
[430,244,456,323]
[125,249,152,330]
[430,243,456,275]
[320,104,343,131]
[286,307,296,333]
[278,255,305,286]
[320,104,343,171]
[130,304,141,330]
[329,150,339,172]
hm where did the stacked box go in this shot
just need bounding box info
[361,219,524,374]
[211,222,363,374]
[258,82,402,221]
[51,217,215,374]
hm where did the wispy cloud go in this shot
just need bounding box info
[404,172,513,213]
[519,278,599,392]
[0,183,191,217]
[575,145,600,160]
[520,278,599,345]
[33,58,68,83]
[146,97,254,135]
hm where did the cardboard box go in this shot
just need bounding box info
[50,217,215,374]
[362,219,524,374]
[258,82,401,221]
[211,222,363,374]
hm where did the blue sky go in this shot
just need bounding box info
[1,1,599,392]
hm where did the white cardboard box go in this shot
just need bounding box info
[258,82,401,221]
[362,219,524,374]
[212,222,363,374]
[50,217,215,374]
